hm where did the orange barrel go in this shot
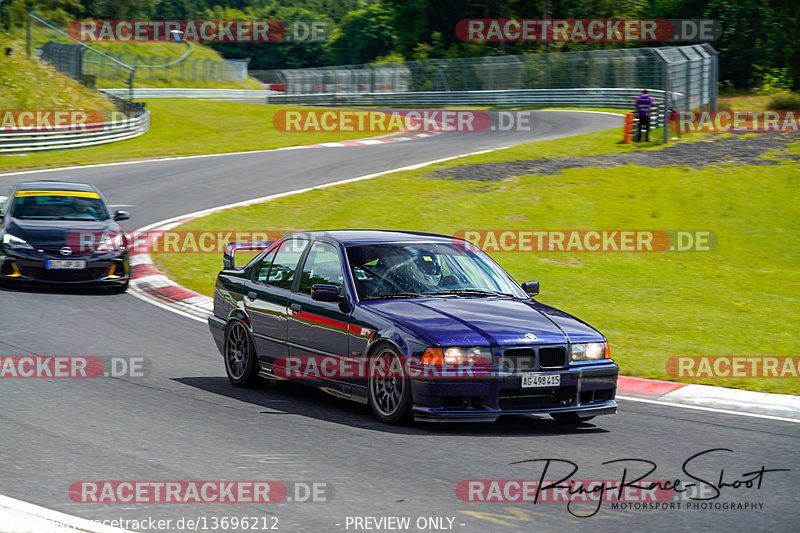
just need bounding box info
[623,113,634,143]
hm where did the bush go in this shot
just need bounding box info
[766,92,800,110]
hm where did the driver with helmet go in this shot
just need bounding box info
[407,254,458,291]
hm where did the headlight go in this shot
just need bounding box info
[570,342,609,361]
[96,232,126,253]
[421,346,493,366]
[2,232,34,250]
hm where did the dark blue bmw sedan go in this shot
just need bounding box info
[208,230,618,425]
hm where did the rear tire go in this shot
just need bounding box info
[550,412,595,424]
[367,345,412,425]
[224,321,261,388]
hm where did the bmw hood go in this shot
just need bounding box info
[363,297,604,346]
[4,218,118,250]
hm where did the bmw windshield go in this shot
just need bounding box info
[11,192,109,221]
[346,241,528,300]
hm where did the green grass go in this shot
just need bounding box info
[0,99,405,172]
[152,128,800,394]
[719,94,773,110]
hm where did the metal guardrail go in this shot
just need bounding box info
[0,110,150,153]
[101,88,273,99]
[267,87,664,107]
[267,88,669,128]
[268,44,715,142]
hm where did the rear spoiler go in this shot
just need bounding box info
[223,240,274,270]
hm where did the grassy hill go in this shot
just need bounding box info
[0,35,114,110]
[7,24,263,90]
[86,41,263,89]
[91,41,226,59]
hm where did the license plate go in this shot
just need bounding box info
[521,373,561,388]
[45,260,86,270]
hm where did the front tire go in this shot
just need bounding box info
[368,345,412,425]
[224,321,260,388]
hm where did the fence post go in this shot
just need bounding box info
[25,11,31,58]
[129,67,135,107]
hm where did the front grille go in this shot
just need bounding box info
[503,348,536,371]
[539,347,567,367]
[498,386,576,410]
[22,266,108,282]
[441,396,484,409]
[41,249,74,256]
[502,346,567,371]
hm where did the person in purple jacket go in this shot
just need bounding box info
[635,89,656,142]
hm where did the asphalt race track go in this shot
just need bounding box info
[1,110,798,532]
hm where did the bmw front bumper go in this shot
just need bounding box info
[410,362,619,422]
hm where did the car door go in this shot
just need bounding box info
[243,237,309,365]
[286,240,353,384]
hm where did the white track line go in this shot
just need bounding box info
[0,494,131,533]
[617,396,800,424]
[0,109,618,178]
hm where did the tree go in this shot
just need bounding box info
[327,3,396,65]
[206,4,332,70]
[704,0,776,89]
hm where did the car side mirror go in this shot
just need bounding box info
[223,252,234,270]
[521,281,539,297]
[113,210,130,221]
[311,284,342,302]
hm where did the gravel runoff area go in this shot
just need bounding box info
[431,132,800,181]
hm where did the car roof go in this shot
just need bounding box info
[285,230,461,246]
[14,180,98,193]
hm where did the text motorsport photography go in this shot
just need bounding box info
[458,449,788,518]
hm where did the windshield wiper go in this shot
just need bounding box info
[365,292,426,300]
[434,288,515,298]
